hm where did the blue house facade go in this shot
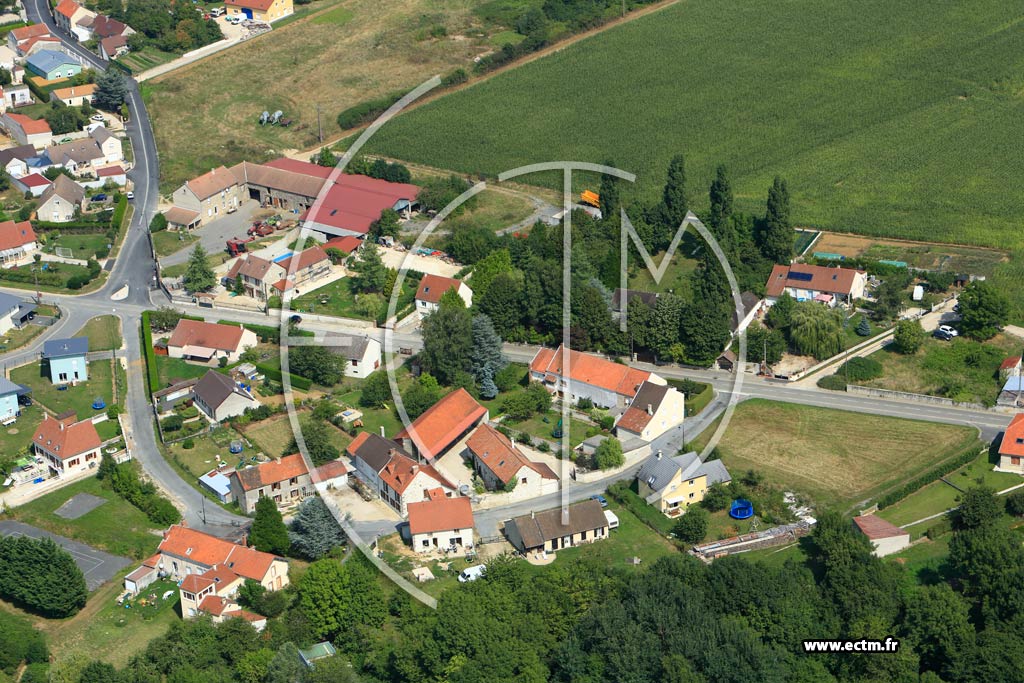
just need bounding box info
[25,50,81,81]
[42,337,88,385]
[0,376,28,422]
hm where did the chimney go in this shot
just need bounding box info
[411,465,419,475]
[379,426,385,437]
[59,420,65,431]
[531,510,535,519]
[510,437,515,449]
[655,450,662,460]
[646,403,653,416]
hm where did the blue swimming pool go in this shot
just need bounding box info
[273,252,293,263]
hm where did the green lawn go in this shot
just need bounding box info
[0,324,44,353]
[0,405,44,462]
[166,426,242,478]
[11,359,115,419]
[152,230,198,258]
[693,399,981,509]
[44,233,111,260]
[627,250,699,297]
[74,315,122,352]
[367,0,1024,254]
[8,474,162,560]
[154,355,214,388]
[283,273,421,323]
[505,410,598,450]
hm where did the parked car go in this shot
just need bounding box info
[934,329,953,341]
[289,315,302,326]
[126,191,134,200]
[91,113,104,121]
[458,565,486,583]
[90,193,107,202]
[590,494,608,508]
[937,324,959,337]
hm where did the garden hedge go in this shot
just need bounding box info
[255,363,312,391]
[877,445,981,509]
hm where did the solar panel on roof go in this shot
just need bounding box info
[788,271,814,282]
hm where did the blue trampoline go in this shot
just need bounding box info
[229,441,244,454]
[91,397,106,410]
[729,499,754,520]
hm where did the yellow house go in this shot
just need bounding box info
[636,451,732,516]
[224,0,293,23]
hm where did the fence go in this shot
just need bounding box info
[845,384,989,411]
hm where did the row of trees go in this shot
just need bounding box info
[93,0,223,54]
[97,454,181,526]
[0,535,87,618]
[250,496,346,560]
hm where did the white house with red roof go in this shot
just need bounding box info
[346,431,457,516]
[0,220,37,266]
[614,380,686,442]
[764,263,867,307]
[415,274,472,315]
[11,173,51,198]
[465,424,558,497]
[7,24,57,57]
[997,414,1024,474]
[407,491,475,553]
[530,345,665,410]
[852,515,910,557]
[229,453,349,514]
[396,387,488,463]
[124,525,289,630]
[225,0,293,23]
[0,112,52,149]
[32,412,101,478]
[165,319,258,364]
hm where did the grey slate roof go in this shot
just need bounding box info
[194,370,250,411]
[638,451,732,504]
[348,432,409,474]
[506,499,608,550]
[26,49,77,73]
[42,336,88,358]
[0,144,36,167]
[0,376,22,395]
[324,333,370,361]
[637,452,685,496]
[0,292,21,316]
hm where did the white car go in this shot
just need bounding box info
[937,324,958,337]
[91,114,104,121]
[126,191,134,200]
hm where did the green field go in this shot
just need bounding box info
[152,230,198,258]
[366,0,1024,252]
[75,315,122,352]
[693,400,981,509]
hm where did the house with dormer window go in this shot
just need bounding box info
[32,411,101,478]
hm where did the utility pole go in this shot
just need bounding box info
[316,103,322,145]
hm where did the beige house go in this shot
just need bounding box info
[465,424,558,496]
[166,320,258,364]
[997,413,1024,474]
[49,83,96,107]
[36,175,85,223]
[171,166,243,226]
[505,500,609,554]
[225,254,286,302]
[192,370,260,423]
[89,126,123,165]
[347,431,457,517]
[765,263,868,307]
[614,381,686,442]
[852,515,910,557]
[407,492,475,553]
[31,412,101,478]
[636,451,732,516]
[1,112,52,149]
[530,345,664,410]
[225,0,293,22]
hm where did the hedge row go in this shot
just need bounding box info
[254,363,312,391]
[606,480,676,535]
[218,320,313,344]
[877,445,981,510]
[111,196,128,232]
[140,310,160,396]
[336,92,404,130]
[34,220,112,234]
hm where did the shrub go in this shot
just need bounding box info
[701,483,730,512]
[673,507,709,545]
[839,356,884,381]
[181,438,195,450]
[106,405,120,420]
[816,374,847,391]
[1006,490,1024,517]
[441,67,468,87]
[925,517,952,539]
[65,273,89,290]
[161,414,183,432]
[598,415,615,431]
[892,319,925,354]
[576,397,594,410]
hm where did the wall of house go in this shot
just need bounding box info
[658,473,709,513]
[638,389,686,441]
[212,391,257,423]
[871,534,911,557]
[0,392,19,421]
[411,526,474,553]
[48,355,87,384]
[999,454,1024,474]
[343,342,381,379]
[236,472,313,514]
[36,444,101,477]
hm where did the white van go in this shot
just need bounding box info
[458,565,486,583]
[604,510,619,530]
[209,7,225,17]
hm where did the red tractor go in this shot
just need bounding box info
[226,237,254,256]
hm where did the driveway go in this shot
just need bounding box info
[0,520,132,591]
[160,200,261,267]
[380,247,461,277]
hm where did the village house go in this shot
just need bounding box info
[42,336,88,384]
[396,388,488,463]
[852,515,910,557]
[89,14,134,42]
[407,491,475,553]
[225,254,285,301]
[323,333,381,379]
[0,144,36,177]
[0,85,31,112]
[95,164,126,186]
[269,246,331,297]
[530,344,665,410]
[224,0,294,23]
[0,376,29,423]
[997,414,1024,474]
[171,166,244,226]
[11,173,50,197]
[0,293,28,335]
[764,263,867,307]
[614,381,686,442]
[229,160,325,213]
[7,24,57,57]
[0,220,37,267]
[98,35,129,61]
[192,370,260,423]
[230,453,349,514]
[54,0,96,36]
[346,432,457,517]
[36,174,85,222]
[123,525,289,630]
[25,49,81,81]
[635,450,732,516]
[165,319,258,364]
[1,112,52,149]
[505,499,609,554]
[999,356,1022,381]
[465,424,558,496]
[49,83,95,107]
[32,412,102,478]
[415,274,473,315]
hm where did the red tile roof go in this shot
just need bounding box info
[32,413,100,460]
[466,424,557,485]
[378,451,454,495]
[1000,356,1021,371]
[323,236,362,254]
[6,113,51,136]
[314,460,350,481]
[999,414,1024,458]
[0,219,36,250]
[156,525,280,582]
[530,345,651,398]
[11,24,50,43]
[278,246,329,274]
[225,0,276,12]
[852,515,907,541]
[167,319,246,352]
[395,388,487,461]
[234,454,309,492]
[415,274,463,305]
[264,157,335,179]
[185,166,237,200]
[97,164,124,177]
[407,496,474,535]
[764,263,864,298]
[180,574,214,594]
[55,0,80,20]
[197,594,230,616]
[615,382,671,434]
[300,173,419,235]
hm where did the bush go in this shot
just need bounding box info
[441,67,468,87]
[598,415,615,431]
[106,405,120,420]
[673,507,709,545]
[701,483,730,512]
[576,397,593,410]
[65,273,90,290]
[816,374,847,391]
[161,414,183,432]
[925,517,952,540]
[839,356,883,381]
[1006,490,1024,517]
[892,319,925,354]
[336,92,403,130]
[181,438,195,450]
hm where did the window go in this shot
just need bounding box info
[688,492,694,498]
[1013,457,1021,466]
[422,539,429,547]
[289,477,297,485]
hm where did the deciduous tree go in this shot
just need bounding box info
[788,302,844,359]
[758,176,792,264]
[420,290,473,384]
[892,319,925,354]
[662,153,688,227]
[958,280,1009,340]
[673,507,709,545]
